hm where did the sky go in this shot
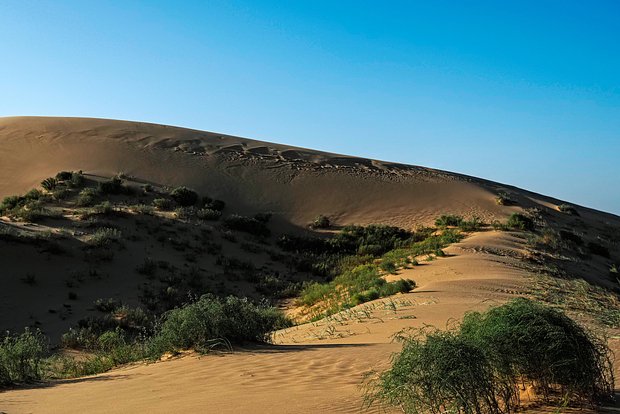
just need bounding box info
[1,1,619,214]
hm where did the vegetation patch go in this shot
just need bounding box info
[367,299,614,413]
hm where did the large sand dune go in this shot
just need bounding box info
[0,117,619,413]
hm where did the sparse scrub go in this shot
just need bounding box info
[311,214,331,229]
[170,186,198,207]
[224,214,271,237]
[0,328,47,387]
[506,213,534,231]
[41,177,58,191]
[97,177,124,195]
[89,228,122,247]
[435,214,464,227]
[149,294,291,354]
[152,198,174,211]
[558,203,579,216]
[367,299,614,413]
[76,188,98,207]
[495,192,515,206]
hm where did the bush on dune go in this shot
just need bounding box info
[0,328,48,387]
[149,294,290,355]
[368,298,614,414]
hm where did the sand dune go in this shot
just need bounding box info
[1,117,619,413]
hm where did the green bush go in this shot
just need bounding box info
[41,177,58,191]
[435,214,464,227]
[461,298,614,405]
[170,186,198,207]
[90,228,122,247]
[149,295,290,354]
[369,299,614,413]
[224,214,270,237]
[368,330,510,414]
[506,213,534,231]
[151,198,173,211]
[0,328,48,387]
[558,204,579,216]
[311,215,331,229]
[76,188,98,207]
[97,177,124,195]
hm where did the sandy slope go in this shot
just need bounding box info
[1,232,535,414]
[0,117,619,413]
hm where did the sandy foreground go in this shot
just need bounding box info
[3,232,617,414]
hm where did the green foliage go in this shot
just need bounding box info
[152,197,174,211]
[367,330,509,414]
[89,228,122,247]
[458,216,484,232]
[41,177,58,191]
[311,214,331,229]
[97,177,124,195]
[435,214,464,227]
[149,295,291,354]
[368,299,615,413]
[224,214,271,237]
[76,188,98,207]
[170,186,198,207]
[460,298,614,405]
[0,328,47,387]
[495,193,515,206]
[558,204,579,216]
[506,213,534,231]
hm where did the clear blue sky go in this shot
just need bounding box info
[1,1,619,214]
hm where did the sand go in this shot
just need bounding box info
[0,117,619,413]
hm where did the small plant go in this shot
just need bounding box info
[41,177,58,191]
[0,328,47,387]
[136,258,157,276]
[311,215,331,229]
[495,192,515,206]
[169,186,198,207]
[435,214,464,227]
[76,188,98,207]
[94,298,120,313]
[152,198,174,211]
[97,177,124,195]
[506,213,534,231]
[224,214,271,237]
[558,203,579,216]
[89,228,122,247]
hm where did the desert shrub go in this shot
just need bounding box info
[52,187,70,200]
[367,329,509,414]
[460,298,614,405]
[311,215,331,229]
[170,186,198,207]
[89,228,122,247]
[152,197,174,211]
[97,177,124,195]
[93,201,114,215]
[224,214,270,237]
[0,195,22,213]
[69,171,85,187]
[149,294,290,354]
[558,204,579,216]
[94,298,120,313]
[369,299,614,413]
[435,214,464,227]
[506,213,534,231]
[0,328,47,387]
[25,189,44,200]
[459,216,484,232]
[41,177,58,191]
[495,193,515,206]
[10,201,56,223]
[587,241,610,258]
[76,188,98,207]
[55,171,73,180]
[196,208,221,221]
